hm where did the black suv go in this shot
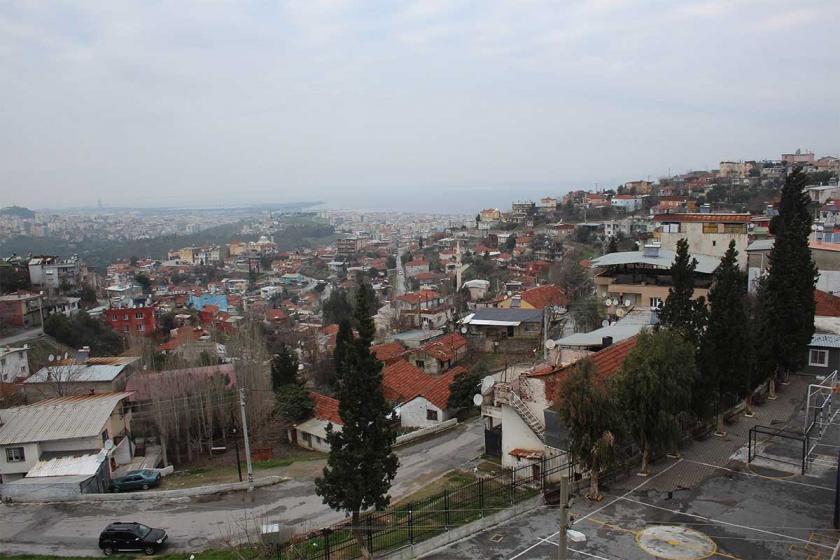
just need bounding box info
[98,522,168,556]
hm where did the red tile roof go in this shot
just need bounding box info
[310,392,342,425]
[266,309,288,321]
[418,333,467,362]
[371,341,407,363]
[520,285,568,309]
[321,323,340,336]
[421,366,468,409]
[654,213,751,223]
[382,360,432,403]
[396,290,441,304]
[816,290,840,317]
[509,448,544,459]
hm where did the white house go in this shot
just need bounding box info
[610,195,642,212]
[0,392,134,487]
[292,392,342,454]
[394,365,466,429]
[0,345,29,383]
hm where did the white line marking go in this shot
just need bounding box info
[507,459,683,560]
[683,458,834,491]
[538,536,614,559]
[620,496,834,551]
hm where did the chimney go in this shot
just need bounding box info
[602,336,613,348]
[76,346,91,362]
[642,243,661,258]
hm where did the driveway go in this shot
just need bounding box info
[0,419,484,556]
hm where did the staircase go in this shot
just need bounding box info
[507,388,546,442]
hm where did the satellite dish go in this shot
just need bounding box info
[460,326,468,334]
[104,439,114,451]
[545,339,557,349]
[601,319,610,327]
[616,308,626,318]
[472,394,483,407]
[610,298,619,307]
[624,299,632,307]
[48,354,55,362]
[507,290,513,296]
[603,297,612,304]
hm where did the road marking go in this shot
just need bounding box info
[620,496,834,551]
[537,536,614,559]
[683,458,834,491]
[507,459,683,560]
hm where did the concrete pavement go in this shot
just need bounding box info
[0,419,484,557]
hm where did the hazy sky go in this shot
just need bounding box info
[1,1,838,212]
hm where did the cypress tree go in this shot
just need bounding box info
[315,283,398,559]
[332,318,354,385]
[659,238,707,341]
[697,240,751,433]
[270,343,299,391]
[756,168,818,390]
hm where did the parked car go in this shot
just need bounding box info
[111,469,161,492]
[98,522,168,556]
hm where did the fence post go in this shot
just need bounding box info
[367,514,373,553]
[408,504,414,544]
[509,468,515,505]
[479,478,485,516]
[322,528,330,560]
[444,489,450,528]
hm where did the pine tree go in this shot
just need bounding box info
[697,241,751,433]
[614,329,697,474]
[659,238,707,341]
[315,285,398,559]
[270,343,299,392]
[756,168,818,388]
[555,359,619,499]
[354,280,376,346]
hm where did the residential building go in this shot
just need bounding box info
[336,237,363,259]
[0,392,133,490]
[292,392,341,453]
[747,239,840,294]
[610,195,642,212]
[590,243,717,309]
[461,308,544,353]
[806,185,840,205]
[782,149,815,165]
[404,259,430,278]
[104,306,156,337]
[403,332,468,375]
[804,333,840,376]
[511,201,536,222]
[624,180,653,194]
[395,366,466,428]
[537,197,558,212]
[370,341,407,365]
[654,213,750,263]
[0,292,43,328]
[394,290,452,330]
[497,285,568,311]
[27,255,83,292]
[0,346,29,383]
[23,356,140,401]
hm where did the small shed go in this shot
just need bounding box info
[803,333,840,375]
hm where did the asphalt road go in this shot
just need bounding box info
[0,419,484,557]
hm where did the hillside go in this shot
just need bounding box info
[0,206,35,219]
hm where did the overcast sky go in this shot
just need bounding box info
[1,1,838,212]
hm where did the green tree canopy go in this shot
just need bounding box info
[447,371,482,411]
[276,384,314,422]
[322,288,353,326]
[270,343,299,391]
[614,329,697,473]
[658,238,707,342]
[756,168,818,382]
[555,359,620,499]
[44,311,125,356]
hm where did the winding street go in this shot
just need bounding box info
[0,420,484,556]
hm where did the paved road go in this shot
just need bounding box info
[0,419,484,557]
[0,328,43,347]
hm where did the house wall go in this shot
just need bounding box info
[295,428,331,453]
[0,349,29,383]
[22,379,124,402]
[659,222,748,263]
[801,346,840,376]
[399,397,450,429]
[41,436,102,454]
[595,276,710,307]
[500,404,543,471]
[0,442,41,481]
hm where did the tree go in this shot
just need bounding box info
[447,371,481,411]
[614,329,697,474]
[315,287,398,559]
[322,288,353,325]
[270,344,299,391]
[353,282,376,346]
[572,296,604,333]
[386,255,397,269]
[756,168,818,391]
[555,360,619,500]
[134,273,152,295]
[354,274,380,319]
[658,238,707,342]
[606,236,618,254]
[332,319,353,386]
[276,384,314,422]
[45,311,125,356]
[554,251,593,301]
[78,286,97,306]
[503,235,517,252]
[697,241,751,433]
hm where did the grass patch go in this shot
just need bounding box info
[159,450,323,489]
[0,553,244,560]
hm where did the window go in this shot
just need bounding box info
[663,223,680,233]
[809,349,829,367]
[6,447,25,462]
[649,297,663,308]
[703,223,721,234]
[415,360,425,369]
[138,324,144,332]
[723,223,747,234]
[135,312,144,319]
[507,326,515,337]
[427,409,439,421]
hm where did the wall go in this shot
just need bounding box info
[0,442,41,481]
[0,349,29,383]
[398,397,449,429]
[295,428,331,454]
[0,478,84,501]
[500,405,543,470]
[801,346,840,376]
[659,222,748,263]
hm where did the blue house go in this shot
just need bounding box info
[187,293,229,313]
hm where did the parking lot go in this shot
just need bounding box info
[426,378,840,560]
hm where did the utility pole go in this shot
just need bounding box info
[558,475,569,560]
[239,388,254,490]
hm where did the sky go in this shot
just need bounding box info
[0,1,838,213]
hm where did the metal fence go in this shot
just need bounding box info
[277,453,572,559]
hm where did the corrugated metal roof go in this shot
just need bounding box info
[26,357,139,384]
[0,392,130,445]
[590,249,720,275]
[463,308,543,325]
[26,452,106,477]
